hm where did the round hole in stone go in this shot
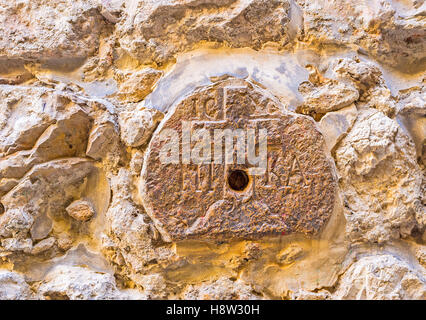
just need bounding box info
[227,169,249,192]
[0,203,4,215]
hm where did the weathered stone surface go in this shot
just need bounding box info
[1,238,32,253]
[296,78,359,117]
[57,233,74,251]
[335,109,424,243]
[131,273,167,299]
[129,150,144,176]
[66,199,96,222]
[103,169,175,278]
[318,104,358,152]
[28,110,91,162]
[183,277,261,300]
[0,86,54,157]
[113,68,163,103]
[0,0,108,61]
[38,265,142,300]
[291,289,330,300]
[98,0,124,24]
[416,246,426,267]
[0,87,92,196]
[0,158,97,256]
[0,208,34,239]
[334,254,426,300]
[140,78,337,241]
[119,107,164,148]
[0,270,33,300]
[330,57,396,117]
[297,0,426,68]
[331,58,384,93]
[1,158,95,213]
[31,237,55,255]
[86,122,119,160]
[397,85,426,166]
[116,0,294,65]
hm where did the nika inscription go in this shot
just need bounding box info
[140,78,337,241]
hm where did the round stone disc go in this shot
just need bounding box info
[140,78,337,241]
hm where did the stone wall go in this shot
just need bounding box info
[0,0,424,300]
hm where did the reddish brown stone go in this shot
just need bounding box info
[140,79,337,241]
[66,199,95,222]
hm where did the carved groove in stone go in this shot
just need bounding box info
[140,79,337,241]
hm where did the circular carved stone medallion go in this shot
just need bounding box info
[140,78,337,241]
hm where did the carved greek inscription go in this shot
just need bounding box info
[140,78,337,241]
